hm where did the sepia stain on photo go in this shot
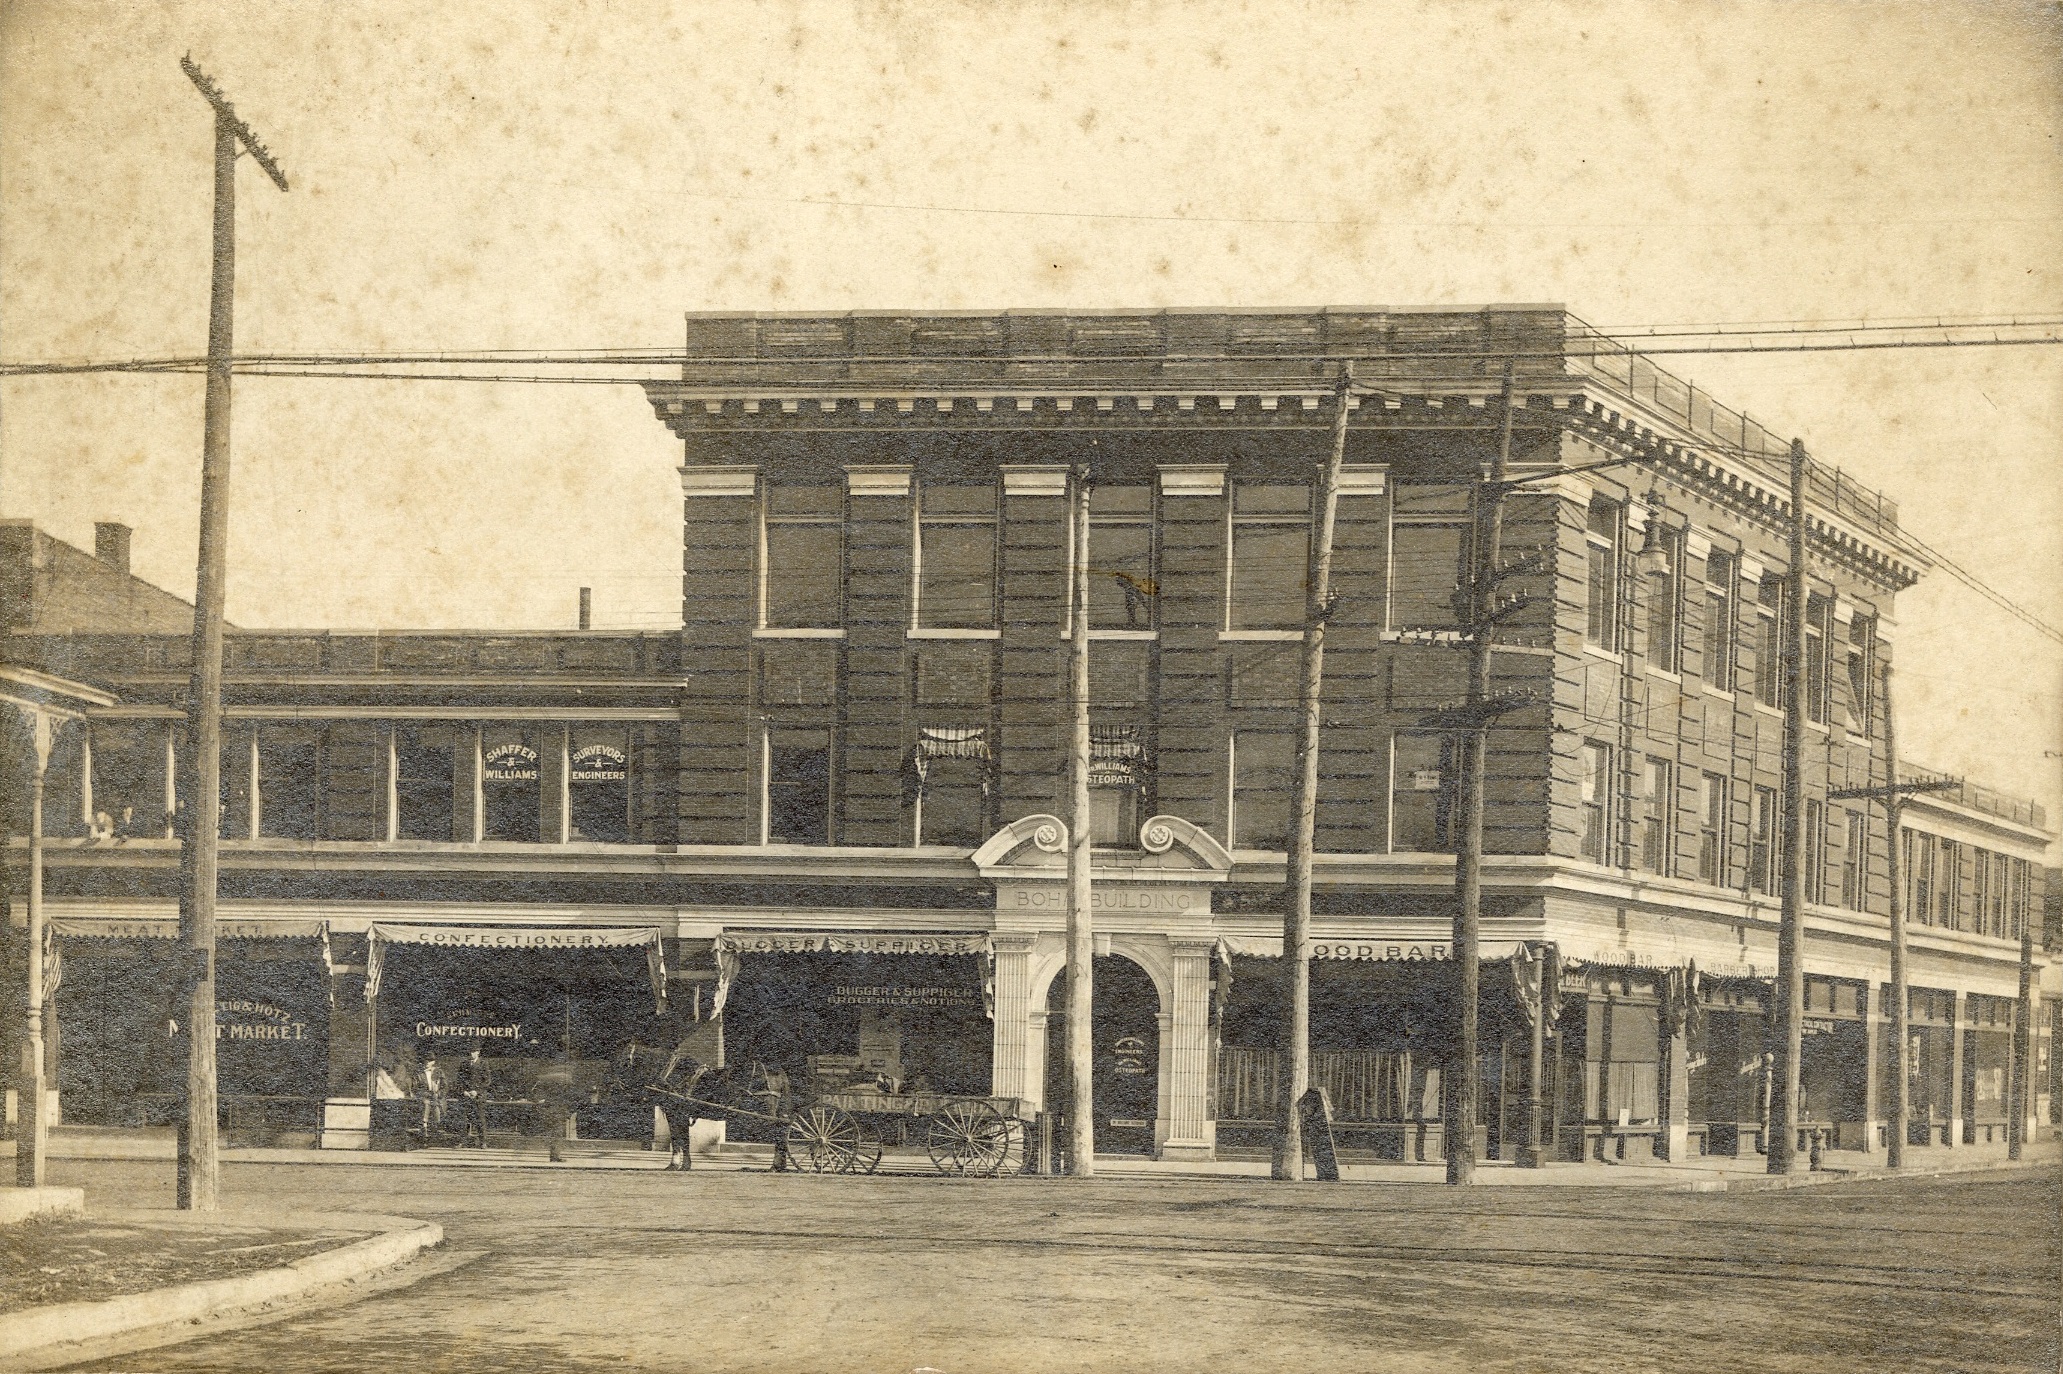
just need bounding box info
[1,3,2059,1372]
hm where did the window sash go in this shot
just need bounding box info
[1088,520,1155,630]
[1229,524,1309,631]
[1390,522,1469,629]
[918,523,998,629]
[1579,742,1611,862]
[766,730,831,844]
[763,522,843,628]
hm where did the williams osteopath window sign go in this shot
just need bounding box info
[484,743,540,781]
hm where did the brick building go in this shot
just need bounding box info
[3,305,2054,1165]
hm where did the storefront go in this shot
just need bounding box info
[1691,976,1770,1157]
[1209,939,1527,1163]
[1962,992,2015,1144]
[1799,975,1870,1150]
[48,917,329,1144]
[714,931,994,1141]
[363,923,670,1143]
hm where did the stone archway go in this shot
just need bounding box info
[1042,953,1162,1156]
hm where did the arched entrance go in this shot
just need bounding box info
[1044,956,1160,1156]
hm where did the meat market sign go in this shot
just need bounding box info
[215,998,309,1043]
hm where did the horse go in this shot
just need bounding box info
[611,1040,792,1170]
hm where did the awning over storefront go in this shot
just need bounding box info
[47,915,333,1001]
[365,923,666,1014]
[712,931,995,1018]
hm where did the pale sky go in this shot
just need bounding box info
[3,0,2060,844]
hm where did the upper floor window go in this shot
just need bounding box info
[1230,729,1295,849]
[1701,548,1736,690]
[569,727,631,844]
[1845,613,1876,734]
[1698,772,1728,885]
[916,482,997,629]
[1639,756,1671,874]
[1579,740,1612,863]
[481,729,543,842]
[1227,483,1309,631]
[1646,525,1682,672]
[1089,724,1147,846]
[761,485,843,629]
[1753,573,1785,709]
[1905,827,1934,925]
[1840,809,1867,910]
[1749,785,1778,894]
[256,724,323,840]
[909,725,990,848]
[396,724,460,842]
[1805,592,1832,725]
[1803,797,1826,904]
[1392,731,1458,854]
[765,726,831,845]
[1584,497,1622,650]
[1937,837,1960,929]
[1088,485,1156,630]
[1390,483,1472,630]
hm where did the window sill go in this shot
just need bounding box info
[1580,644,1624,665]
[754,627,846,639]
[1219,629,1303,643]
[1699,683,1736,700]
[907,627,1001,640]
[1645,666,1682,685]
[1090,629,1159,641]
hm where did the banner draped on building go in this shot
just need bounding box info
[364,924,667,1013]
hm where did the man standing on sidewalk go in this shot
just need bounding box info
[456,1044,490,1148]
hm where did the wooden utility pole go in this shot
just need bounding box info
[1444,361,1519,1185]
[1065,467,1096,1176]
[1768,438,1809,1176]
[15,712,54,1189]
[1274,363,1353,1181]
[176,57,288,1211]
[2009,850,2035,1161]
[1833,668,1957,1170]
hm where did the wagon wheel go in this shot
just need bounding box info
[786,1105,863,1173]
[926,1099,1012,1177]
[848,1120,884,1175]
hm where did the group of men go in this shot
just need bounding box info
[413,1044,491,1146]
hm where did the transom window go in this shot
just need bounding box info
[1227,483,1309,631]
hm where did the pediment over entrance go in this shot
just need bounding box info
[971,814,1232,883]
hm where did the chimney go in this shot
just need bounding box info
[95,522,132,574]
[578,586,592,631]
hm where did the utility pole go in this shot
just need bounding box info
[1065,466,1096,1177]
[1443,361,1519,1186]
[1831,667,1955,1169]
[2009,846,2034,1161]
[1768,438,1809,1176]
[1274,363,1354,1181]
[176,56,288,1211]
[15,712,54,1189]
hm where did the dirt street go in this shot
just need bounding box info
[44,1158,2061,1373]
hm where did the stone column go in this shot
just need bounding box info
[1660,976,1691,1162]
[989,936,1035,1102]
[1861,982,1884,1155]
[1159,940,1216,1161]
[320,933,374,1150]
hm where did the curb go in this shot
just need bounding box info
[0,1210,442,1369]
[1673,1156,2060,1193]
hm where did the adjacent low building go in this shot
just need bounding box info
[4,305,2055,1166]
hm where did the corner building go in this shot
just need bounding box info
[3,306,2053,1165]
[640,306,2053,1164]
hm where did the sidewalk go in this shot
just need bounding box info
[0,1204,442,1372]
[20,1124,2058,1188]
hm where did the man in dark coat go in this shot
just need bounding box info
[455,1044,491,1148]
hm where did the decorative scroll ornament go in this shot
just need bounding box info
[1032,822,1066,853]
[1141,820,1177,853]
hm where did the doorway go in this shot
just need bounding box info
[1044,955,1160,1156]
